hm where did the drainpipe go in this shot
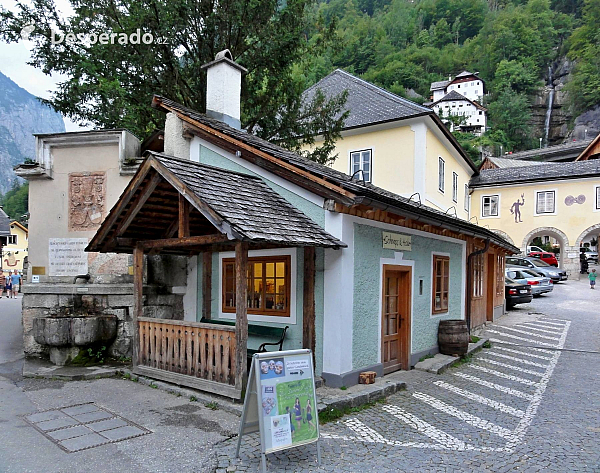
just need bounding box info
[466,238,490,332]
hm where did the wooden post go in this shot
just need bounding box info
[178,194,190,238]
[133,243,144,367]
[234,241,248,390]
[202,251,212,320]
[303,246,316,365]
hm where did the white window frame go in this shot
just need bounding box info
[349,149,372,183]
[594,185,600,212]
[481,194,500,218]
[534,190,557,216]
[438,157,445,193]
[464,184,469,212]
[452,172,458,203]
[7,235,17,245]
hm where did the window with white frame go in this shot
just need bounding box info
[464,184,469,211]
[438,157,445,193]
[482,195,499,217]
[350,149,372,182]
[536,191,555,214]
[7,235,17,245]
[595,186,600,210]
[452,172,458,202]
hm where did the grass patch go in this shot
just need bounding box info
[340,386,348,391]
[470,335,481,343]
[452,353,473,368]
[205,401,219,410]
[483,340,492,349]
[150,382,158,389]
[419,354,435,362]
[190,396,198,402]
[319,397,386,424]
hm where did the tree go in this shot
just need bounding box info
[0,181,28,221]
[488,89,533,150]
[0,0,347,163]
[493,59,540,95]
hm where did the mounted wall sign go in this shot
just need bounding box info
[236,349,321,472]
[564,195,586,206]
[382,231,412,251]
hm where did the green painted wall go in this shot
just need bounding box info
[352,223,464,370]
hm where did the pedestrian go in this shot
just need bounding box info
[10,270,21,298]
[4,273,12,298]
[588,268,596,289]
[0,269,4,299]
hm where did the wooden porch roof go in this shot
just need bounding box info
[86,153,345,255]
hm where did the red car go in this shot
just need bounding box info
[527,251,558,267]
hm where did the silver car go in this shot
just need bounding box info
[505,268,554,296]
[506,256,567,282]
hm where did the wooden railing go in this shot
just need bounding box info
[136,317,239,397]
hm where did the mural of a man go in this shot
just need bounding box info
[510,194,525,223]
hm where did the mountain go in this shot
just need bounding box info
[0,71,65,194]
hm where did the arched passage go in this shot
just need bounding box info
[575,223,600,248]
[491,229,515,247]
[519,226,583,278]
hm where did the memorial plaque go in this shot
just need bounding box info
[49,238,89,276]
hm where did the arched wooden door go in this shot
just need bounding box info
[381,265,412,374]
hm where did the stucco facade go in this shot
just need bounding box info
[470,177,600,277]
[2,221,28,271]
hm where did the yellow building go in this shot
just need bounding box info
[2,221,28,272]
[469,160,600,278]
[301,70,478,221]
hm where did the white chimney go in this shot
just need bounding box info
[201,49,247,129]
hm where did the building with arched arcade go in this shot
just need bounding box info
[469,159,600,278]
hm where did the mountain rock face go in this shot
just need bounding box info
[0,71,65,194]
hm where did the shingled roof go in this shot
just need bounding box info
[492,139,593,163]
[470,160,600,187]
[0,207,9,237]
[482,157,544,169]
[430,80,450,91]
[301,69,431,130]
[152,154,344,247]
[87,152,346,253]
[151,96,516,252]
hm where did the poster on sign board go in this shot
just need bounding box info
[236,349,321,472]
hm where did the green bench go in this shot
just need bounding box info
[200,317,289,358]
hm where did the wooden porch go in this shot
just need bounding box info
[87,154,344,399]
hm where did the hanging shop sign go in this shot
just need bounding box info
[236,349,321,472]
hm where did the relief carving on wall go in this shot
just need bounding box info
[69,172,106,232]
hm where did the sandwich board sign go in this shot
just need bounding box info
[235,349,321,472]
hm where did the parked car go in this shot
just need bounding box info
[528,251,559,267]
[527,245,545,253]
[505,268,554,296]
[506,256,568,282]
[505,277,533,308]
[580,247,599,263]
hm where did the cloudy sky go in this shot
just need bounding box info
[0,0,87,131]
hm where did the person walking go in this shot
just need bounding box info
[588,268,597,289]
[0,270,5,299]
[10,270,21,298]
[4,273,12,298]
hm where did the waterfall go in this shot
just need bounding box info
[543,66,555,147]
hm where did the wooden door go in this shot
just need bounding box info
[381,265,411,374]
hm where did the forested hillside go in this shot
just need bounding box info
[298,0,599,154]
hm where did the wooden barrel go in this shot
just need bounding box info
[438,320,469,356]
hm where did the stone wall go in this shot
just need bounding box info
[22,283,184,361]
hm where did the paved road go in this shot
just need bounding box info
[224,277,600,472]
[0,296,240,472]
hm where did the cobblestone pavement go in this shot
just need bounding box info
[220,278,600,472]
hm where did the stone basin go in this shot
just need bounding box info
[33,315,117,347]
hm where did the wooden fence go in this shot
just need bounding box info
[135,317,241,399]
